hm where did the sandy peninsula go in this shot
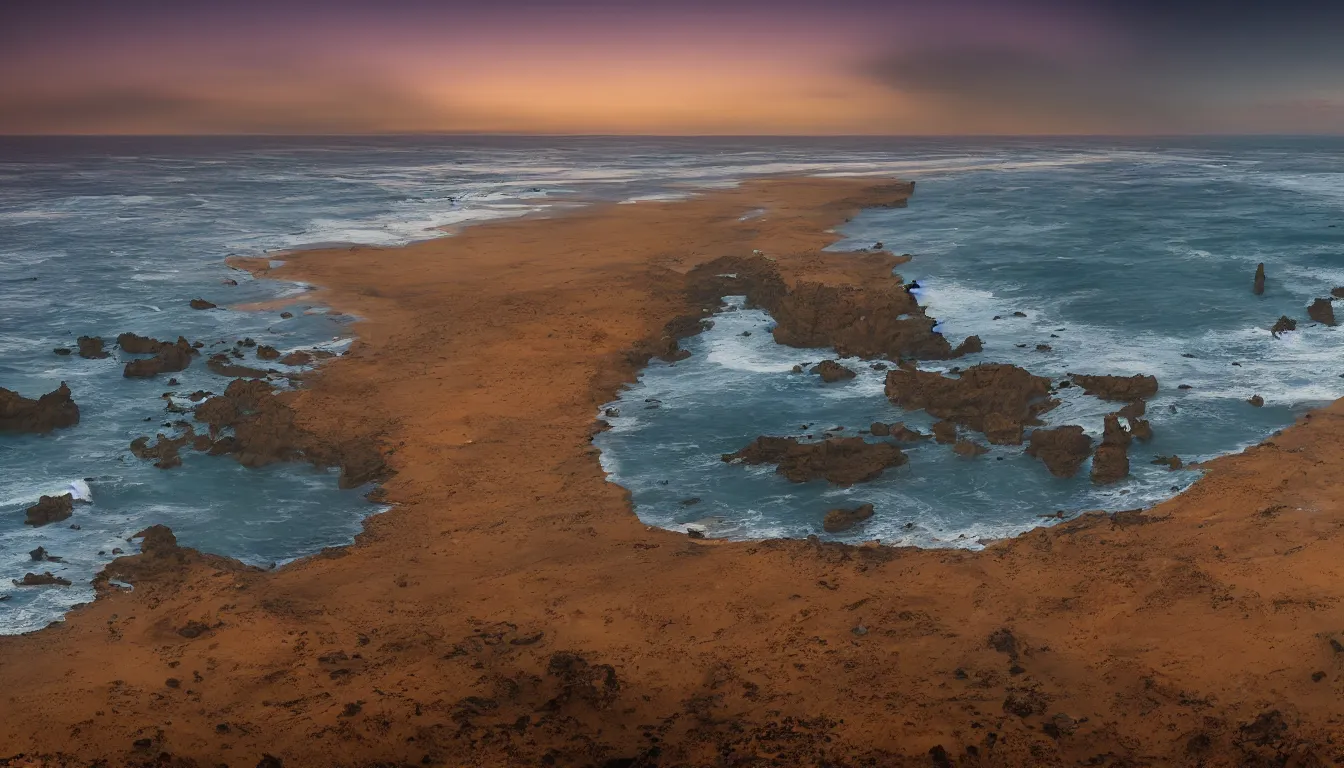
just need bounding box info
[3,178,1343,766]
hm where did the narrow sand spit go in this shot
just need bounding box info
[3,178,1342,765]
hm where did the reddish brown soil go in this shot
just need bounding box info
[3,179,1344,767]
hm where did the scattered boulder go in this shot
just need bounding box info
[1,383,80,433]
[1068,374,1158,402]
[280,311,294,319]
[722,436,907,485]
[1012,311,1028,318]
[24,494,74,526]
[189,299,217,310]
[884,363,1058,445]
[1253,263,1265,295]
[77,336,110,359]
[1271,316,1297,337]
[869,422,891,437]
[931,420,957,444]
[1091,414,1131,485]
[1152,455,1183,470]
[1248,395,1264,407]
[811,360,856,383]
[15,572,71,587]
[822,503,875,533]
[53,347,72,356]
[1308,298,1337,326]
[1026,426,1093,478]
[952,439,988,457]
[223,278,238,286]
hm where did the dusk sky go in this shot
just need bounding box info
[2,0,1342,135]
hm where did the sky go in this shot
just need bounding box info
[1,0,1342,135]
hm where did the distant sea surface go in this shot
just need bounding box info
[2,136,1342,633]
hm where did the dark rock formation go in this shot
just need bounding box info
[189,298,217,310]
[1271,316,1297,337]
[1068,374,1158,402]
[1333,287,1344,299]
[1152,455,1183,470]
[77,336,109,359]
[811,360,856,383]
[257,345,281,361]
[24,494,73,526]
[0,383,80,433]
[931,420,957,444]
[193,378,391,489]
[1248,395,1264,407]
[121,336,197,379]
[1253,263,1265,295]
[15,572,71,587]
[772,281,978,361]
[952,440,988,457]
[822,503,875,533]
[1091,414,1132,485]
[53,347,71,356]
[1127,418,1153,442]
[280,350,313,366]
[869,422,890,437]
[117,333,169,354]
[130,431,192,469]
[722,436,907,485]
[889,423,929,442]
[1116,400,1146,419]
[1308,298,1337,326]
[280,311,294,319]
[884,364,1058,445]
[1026,426,1093,478]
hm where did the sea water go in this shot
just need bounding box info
[2,136,1341,633]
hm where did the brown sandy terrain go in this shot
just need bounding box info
[4,178,1344,766]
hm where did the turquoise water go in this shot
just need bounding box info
[2,137,1342,632]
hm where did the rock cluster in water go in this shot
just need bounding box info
[0,383,80,434]
[811,360,855,383]
[1025,426,1094,478]
[884,363,1057,445]
[1067,374,1158,402]
[119,334,198,379]
[822,503,875,533]
[723,436,907,485]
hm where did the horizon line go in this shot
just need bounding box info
[3,132,1344,140]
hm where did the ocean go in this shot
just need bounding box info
[2,136,1342,633]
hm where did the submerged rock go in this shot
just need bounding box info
[257,345,281,361]
[189,298,217,310]
[77,335,110,359]
[822,503,875,533]
[952,439,989,457]
[869,421,891,437]
[1026,425,1093,478]
[884,364,1057,445]
[931,420,957,445]
[1271,316,1297,337]
[1248,394,1265,407]
[1068,374,1158,402]
[1091,414,1132,485]
[280,350,313,366]
[1253,262,1265,295]
[723,436,906,485]
[1308,298,1337,326]
[0,383,80,433]
[1152,455,1183,470]
[24,494,74,526]
[811,360,856,383]
[889,423,929,442]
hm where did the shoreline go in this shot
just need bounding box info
[3,177,1343,764]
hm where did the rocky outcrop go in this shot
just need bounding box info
[193,378,391,489]
[206,355,272,378]
[884,364,1057,445]
[1116,400,1146,419]
[822,503,875,533]
[1,383,80,433]
[772,281,980,360]
[952,440,988,457]
[931,420,957,444]
[1091,414,1131,485]
[24,494,73,526]
[1333,287,1344,299]
[889,423,929,442]
[189,298,217,310]
[1253,263,1265,295]
[722,436,906,485]
[684,255,789,312]
[121,336,197,379]
[1152,455,1183,470]
[1271,316,1297,337]
[1068,374,1158,402]
[77,336,109,359]
[1127,418,1153,442]
[1248,395,1264,407]
[280,350,313,366]
[129,431,194,469]
[869,422,890,437]
[15,572,71,587]
[1308,298,1336,326]
[257,345,281,361]
[1026,426,1093,478]
[811,360,855,383]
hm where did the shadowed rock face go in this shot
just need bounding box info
[1068,374,1158,402]
[1026,426,1094,478]
[1091,414,1132,485]
[884,364,1057,445]
[0,383,79,434]
[723,436,907,485]
[822,503,875,533]
[1254,262,1265,295]
[811,360,856,383]
[1308,298,1337,326]
[24,494,73,526]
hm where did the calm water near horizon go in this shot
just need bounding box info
[2,135,1343,633]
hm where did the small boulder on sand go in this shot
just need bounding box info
[823,503,875,533]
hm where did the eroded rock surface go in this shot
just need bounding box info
[723,436,906,485]
[0,383,79,433]
[1026,426,1093,478]
[885,364,1057,445]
